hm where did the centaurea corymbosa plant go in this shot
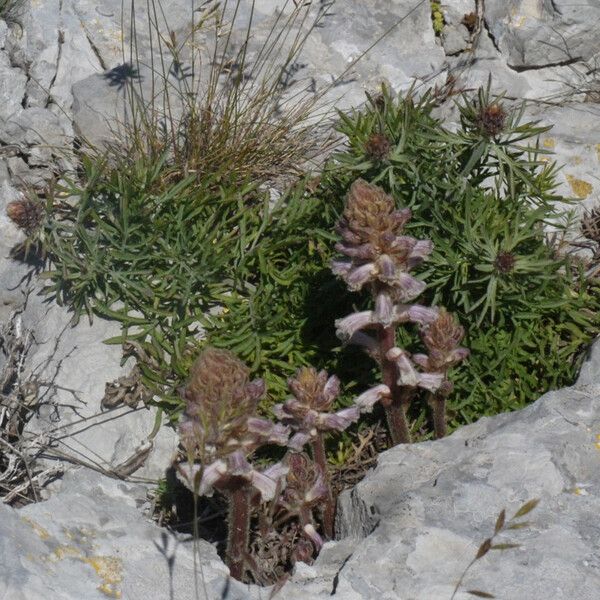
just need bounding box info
[273,367,360,538]
[176,347,289,581]
[332,179,468,444]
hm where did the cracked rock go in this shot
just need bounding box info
[276,340,600,599]
[0,50,27,121]
[0,469,258,600]
[441,24,470,56]
[485,0,600,69]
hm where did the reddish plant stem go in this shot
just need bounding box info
[311,433,335,540]
[226,485,252,581]
[428,391,447,439]
[378,325,411,445]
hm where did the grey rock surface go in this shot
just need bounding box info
[276,347,600,599]
[8,0,103,110]
[71,0,448,147]
[0,50,27,121]
[441,24,470,56]
[19,288,178,487]
[525,103,600,214]
[0,468,259,600]
[485,0,600,69]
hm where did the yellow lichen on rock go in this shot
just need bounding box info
[543,137,555,149]
[21,517,50,541]
[84,556,123,599]
[566,174,593,199]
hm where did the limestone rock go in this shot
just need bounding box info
[485,0,600,69]
[0,50,27,121]
[0,469,258,600]
[441,24,470,56]
[19,288,178,487]
[276,360,600,598]
[6,0,103,110]
[524,103,600,224]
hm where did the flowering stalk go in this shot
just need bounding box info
[273,367,360,539]
[377,324,411,444]
[331,179,468,444]
[414,309,469,438]
[176,347,289,581]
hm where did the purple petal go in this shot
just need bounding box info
[303,523,324,550]
[334,242,376,260]
[408,239,433,266]
[323,375,341,404]
[348,331,378,352]
[386,347,420,387]
[269,422,292,445]
[387,235,416,255]
[390,208,412,228]
[401,304,439,325]
[345,263,378,291]
[246,416,276,435]
[272,404,286,420]
[395,272,426,302]
[227,450,252,475]
[330,259,352,277]
[318,406,360,431]
[262,461,289,489]
[354,384,391,412]
[288,431,313,451]
[306,471,329,503]
[449,347,470,364]
[249,469,280,501]
[374,290,394,325]
[335,311,375,342]
[340,229,362,245]
[245,378,266,402]
[246,418,290,445]
[377,254,397,281]
[418,372,445,392]
[176,460,228,496]
[412,353,430,369]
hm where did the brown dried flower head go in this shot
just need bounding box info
[332,179,432,302]
[494,250,517,274]
[462,12,477,32]
[6,198,44,233]
[179,347,286,458]
[364,133,392,161]
[273,367,359,449]
[476,103,506,137]
[287,367,338,413]
[419,309,469,371]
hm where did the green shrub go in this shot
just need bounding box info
[37,55,599,438]
[320,82,600,429]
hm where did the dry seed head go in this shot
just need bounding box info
[494,250,517,274]
[462,12,477,32]
[6,198,44,233]
[364,133,391,161]
[476,103,507,137]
